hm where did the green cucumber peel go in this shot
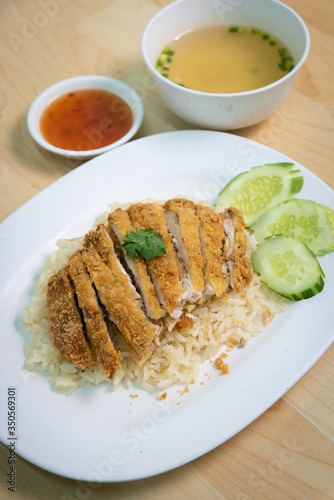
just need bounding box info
[214,163,304,225]
[251,234,325,301]
[250,198,334,256]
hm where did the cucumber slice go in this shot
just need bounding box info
[215,163,303,225]
[251,235,325,301]
[250,199,334,256]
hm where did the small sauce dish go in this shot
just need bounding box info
[27,75,144,160]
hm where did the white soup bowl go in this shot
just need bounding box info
[141,0,310,130]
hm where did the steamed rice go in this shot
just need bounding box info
[19,205,289,395]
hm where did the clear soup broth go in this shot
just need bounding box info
[156,26,294,94]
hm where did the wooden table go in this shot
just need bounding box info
[0,0,333,498]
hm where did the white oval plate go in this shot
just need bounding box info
[0,131,333,481]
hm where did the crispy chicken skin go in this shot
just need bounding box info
[127,202,184,318]
[84,224,140,302]
[163,198,205,298]
[108,208,164,320]
[220,207,253,293]
[82,248,159,360]
[46,198,254,376]
[196,204,228,297]
[47,267,94,368]
[68,251,121,379]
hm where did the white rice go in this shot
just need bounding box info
[19,205,289,395]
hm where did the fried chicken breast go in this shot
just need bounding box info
[68,251,121,379]
[164,198,205,302]
[84,224,140,302]
[108,208,164,320]
[196,203,228,298]
[82,248,160,363]
[47,267,94,368]
[220,207,253,292]
[127,202,185,319]
[46,198,253,379]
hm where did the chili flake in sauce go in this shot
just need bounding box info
[40,89,133,151]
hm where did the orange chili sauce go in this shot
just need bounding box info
[40,89,133,151]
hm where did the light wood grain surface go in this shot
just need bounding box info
[0,0,333,498]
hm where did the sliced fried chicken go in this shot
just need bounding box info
[46,198,254,376]
[196,204,228,298]
[220,207,253,293]
[82,248,160,363]
[68,251,121,379]
[47,267,94,368]
[84,224,140,302]
[127,202,185,318]
[108,208,165,320]
[163,198,205,302]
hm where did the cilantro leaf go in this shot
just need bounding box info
[119,228,167,260]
